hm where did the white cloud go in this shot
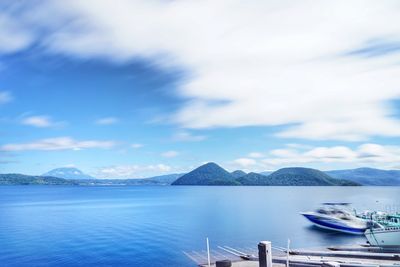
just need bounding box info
[248,152,264,158]
[95,117,119,125]
[304,146,357,160]
[131,143,144,149]
[286,143,313,150]
[21,115,57,128]
[226,157,266,172]
[161,150,179,158]
[233,158,257,168]
[3,1,400,140]
[0,91,12,104]
[172,131,206,142]
[96,164,172,178]
[20,115,66,128]
[0,137,116,151]
[63,163,76,168]
[0,14,32,53]
[261,143,400,169]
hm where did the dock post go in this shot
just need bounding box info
[286,239,290,267]
[258,241,272,267]
[206,237,211,267]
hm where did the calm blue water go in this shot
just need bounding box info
[0,186,399,267]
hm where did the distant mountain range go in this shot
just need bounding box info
[172,163,360,186]
[263,167,358,186]
[42,168,94,180]
[0,172,183,186]
[0,174,78,185]
[1,164,400,186]
[326,168,400,186]
[42,167,182,184]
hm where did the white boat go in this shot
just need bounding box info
[365,223,400,247]
[301,203,368,235]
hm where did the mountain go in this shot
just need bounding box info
[236,172,269,185]
[172,162,238,185]
[171,164,359,186]
[265,167,360,186]
[235,168,358,186]
[231,170,247,178]
[146,173,183,185]
[0,174,77,185]
[260,171,273,176]
[326,168,400,186]
[42,168,94,180]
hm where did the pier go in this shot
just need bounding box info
[183,241,400,267]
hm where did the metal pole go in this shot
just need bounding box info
[207,237,211,267]
[286,239,290,267]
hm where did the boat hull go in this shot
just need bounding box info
[302,213,366,235]
[365,228,400,247]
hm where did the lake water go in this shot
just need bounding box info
[0,186,399,267]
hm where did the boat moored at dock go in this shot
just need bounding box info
[365,223,400,247]
[301,203,368,235]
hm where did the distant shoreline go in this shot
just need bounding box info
[2,163,400,186]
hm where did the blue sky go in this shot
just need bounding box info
[1,1,400,178]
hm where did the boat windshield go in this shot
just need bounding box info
[317,205,354,219]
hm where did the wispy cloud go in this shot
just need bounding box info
[172,131,206,142]
[0,91,13,104]
[95,117,119,125]
[256,143,400,170]
[227,143,400,171]
[248,152,264,158]
[233,158,257,168]
[0,137,116,151]
[96,164,172,178]
[21,115,65,128]
[161,150,179,158]
[347,39,400,58]
[0,14,32,54]
[131,143,144,149]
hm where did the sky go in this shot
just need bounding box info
[1,0,400,178]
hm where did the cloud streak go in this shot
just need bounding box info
[172,131,206,142]
[0,91,12,104]
[0,137,116,151]
[161,150,179,158]
[95,117,119,125]
[0,13,32,53]
[236,143,400,170]
[131,143,144,149]
[96,164,172,178]
[21,115,65,128]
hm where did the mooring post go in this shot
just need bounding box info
[206,237,211,267]
[258,241,272,267]
[286,239,290,267]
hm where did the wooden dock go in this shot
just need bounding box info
[184,242,400,267]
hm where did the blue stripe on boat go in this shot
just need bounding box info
[303,214,365,233]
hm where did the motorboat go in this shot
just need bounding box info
[365,223,400,247]
[301,203,368,235]
[358,211,400,227]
